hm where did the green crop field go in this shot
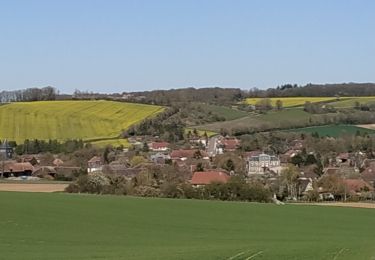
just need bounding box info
[0,100,163,143]
[195,108,313,133]
[285,124,375,137]
[1,192,374,260]
[329,96,375,108]
[203,104,249,121]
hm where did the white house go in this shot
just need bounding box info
[246,153,281,175]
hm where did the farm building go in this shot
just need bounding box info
[88,156,103,173]
[1,162,34,178]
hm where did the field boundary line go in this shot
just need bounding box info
[245,250,263,260]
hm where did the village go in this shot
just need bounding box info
[1,130,374,202]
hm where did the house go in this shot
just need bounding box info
[189,136,208,148]
[19,155,39,165]
[2,162,34,178]
[336,153,350,165]
[150,152,171,164]
[221,138,240,152]
[207,136,222,157]
[298,177,314,195]
[88,156,103,173]
[53,158,64,167]
[170,149,209,161]
[191,171,230,186]
[149,142,170,152]
[246,153,281,175]
[279,149,301,165]
[343,179,373,195]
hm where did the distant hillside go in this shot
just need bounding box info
[247,83,375,97]
[127,87,244,105]
[0,100,163,143]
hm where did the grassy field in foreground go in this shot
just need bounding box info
[0,100,163,143]
[0,192,374,260]
[285,124,375,137]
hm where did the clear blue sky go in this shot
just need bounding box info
[0,0,374,93]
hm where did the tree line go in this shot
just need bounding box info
[246,83,375,98]
[14,139,85,155]
[0,86,57,103]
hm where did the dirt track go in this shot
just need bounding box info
[357,124,375,130]
[0,183,69,193]
[314,202,375,209]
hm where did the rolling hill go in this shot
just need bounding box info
[0,100,164,143]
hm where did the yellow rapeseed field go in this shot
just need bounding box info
[0,100,164,143]
[245,96,375,108]
[245,97,340,107]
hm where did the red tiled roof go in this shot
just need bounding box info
[191,171,230,185]
[171,149,208,159]
[223,139,240,150]
[150,142,169,150]
[4,162,34,173]
[343,179,373,192]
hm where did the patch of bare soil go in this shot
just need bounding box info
[0,183,69,193]
[314,202,375,209]
[357,124,375,130]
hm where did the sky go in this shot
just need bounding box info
[0,0,374,93]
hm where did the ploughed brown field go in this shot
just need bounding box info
[0,183,69,192]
